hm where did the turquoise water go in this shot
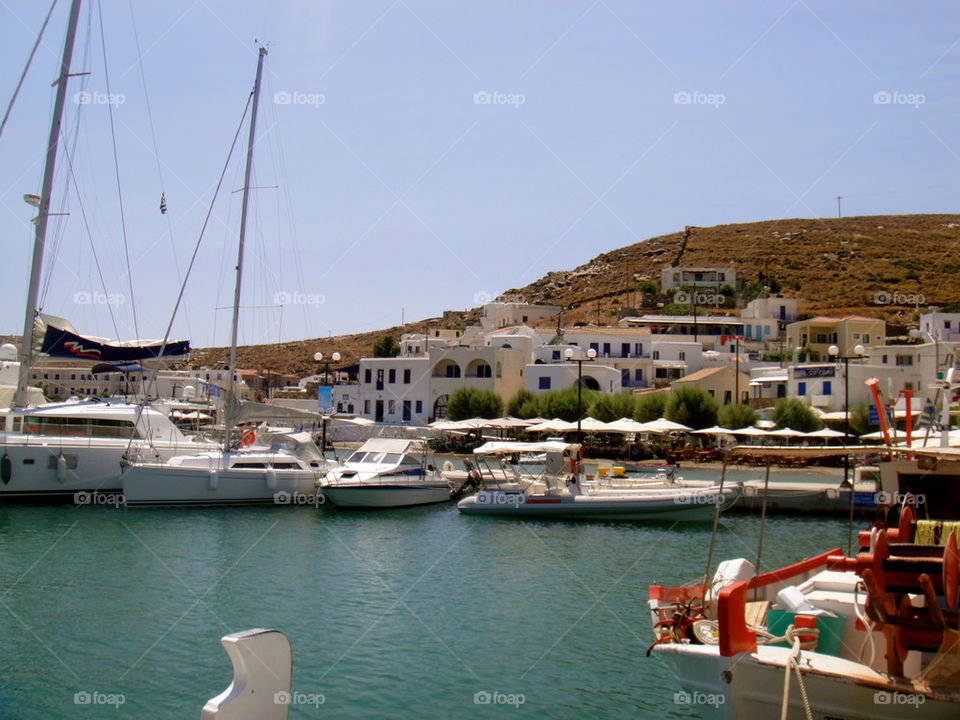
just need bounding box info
[0,471,850,719]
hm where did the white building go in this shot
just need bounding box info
[660,266,736,292]
[480,301,561,330]
[919,310,960,344]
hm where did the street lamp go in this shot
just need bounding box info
[564,346,596,443]
[828,343,865,473]
[314,351,341,455]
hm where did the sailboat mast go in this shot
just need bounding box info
[14,0,83,409]
[223,45,267,450]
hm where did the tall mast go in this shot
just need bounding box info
[223,45,267,450]
[14,0,83,408]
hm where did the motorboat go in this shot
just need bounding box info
[647,447,960,718]
[456,441,738,521]
[318,438,464,508]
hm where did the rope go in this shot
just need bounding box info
[0,0,59,140]
[778,625,815,720]
[853,580,876,667]
[96,0,140,343]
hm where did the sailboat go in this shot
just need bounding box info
[120,47,326,506]
[0,0,217,500]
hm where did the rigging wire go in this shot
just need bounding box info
[95,0,140,343]
[126,0,191,338]
[142,93,253,403]
[0,0,59,141]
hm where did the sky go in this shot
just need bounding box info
[0,1,958,351]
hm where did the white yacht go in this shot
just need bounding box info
[0,399,216,499]
[318,438,462,508]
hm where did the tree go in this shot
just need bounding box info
[664,386,718,430]
[506,389,536,418]
[372,335,400,358]
[588,392,636,423]
[718,403,757,429]
[537,388,595,422]
[446,387,503,420]
[772,398,823,432]
[848,402,874,437]
[633,392,667,422]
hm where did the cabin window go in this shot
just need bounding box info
[271,462,300,469]
[22,416,139,439]
[231,462,267,469]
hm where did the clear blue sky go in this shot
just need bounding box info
[1,1,958,350]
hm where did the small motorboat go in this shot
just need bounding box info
[456,441,738,521]
[318,438,464,508]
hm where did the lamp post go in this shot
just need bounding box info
[314,351,341,456]
[565,346,596,443]
[828,343,865,477]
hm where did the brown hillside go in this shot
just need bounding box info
[190,214,960,375]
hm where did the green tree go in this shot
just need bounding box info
[848,402,874,437]
[664,386,718,430]
[717,403,757,429]
[588,392,636,422]
[372,335,400,358]
[633,392,667,422]
[506,389,536,418]
[537,388,595,422]
[446,387,503,420]
[772,398,823,432]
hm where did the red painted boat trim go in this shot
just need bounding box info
[526,498,563,504]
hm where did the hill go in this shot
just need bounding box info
[188,213,960,375]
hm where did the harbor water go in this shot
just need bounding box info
[0,468,854,719]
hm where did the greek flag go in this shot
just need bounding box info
[160,192,167,214]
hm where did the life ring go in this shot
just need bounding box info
[241,429,256,447]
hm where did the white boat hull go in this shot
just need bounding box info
[319,484,453,508]
[458,487,735,521]
[122,466,317,506]
[654,643,959,719]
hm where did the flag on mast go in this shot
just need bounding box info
[160,192,167,214]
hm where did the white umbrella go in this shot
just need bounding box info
[527,418,578,433]
[639,418,692,434]
[577,417,613,433]
[767,427,805,437]
[805,427,846,438]
[604,417,651,434]
[692,425,735,435]
[730,426,771,437]
[485,416,534,429]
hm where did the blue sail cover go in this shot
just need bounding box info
[40,323,189,361]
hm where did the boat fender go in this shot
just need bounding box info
[0,453,10,484]
[209,470,219,490]
[442,460,455,473]
[56,453,68,483]
[265,469,277,490]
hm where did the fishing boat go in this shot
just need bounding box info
[318,438,465,508]
[456,441,738,521]
[647,446,960,718]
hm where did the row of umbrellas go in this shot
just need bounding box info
[430,416,848,439]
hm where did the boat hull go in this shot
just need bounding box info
[458,488,732,521]
[654,643,959,719]
[319,484,453,508]
[122,466,317,506]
